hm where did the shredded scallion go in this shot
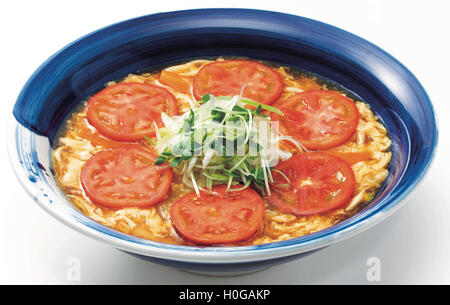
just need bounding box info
[153,93,295,196]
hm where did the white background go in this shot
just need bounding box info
[1,0,449,284]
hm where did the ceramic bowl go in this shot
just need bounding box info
[8,9,438,276]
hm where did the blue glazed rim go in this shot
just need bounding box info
[8,8,438,264]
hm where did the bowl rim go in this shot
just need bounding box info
[8,8,439,264]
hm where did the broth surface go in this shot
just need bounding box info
[52,58,392,246]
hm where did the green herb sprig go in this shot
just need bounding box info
[152,93,300,196]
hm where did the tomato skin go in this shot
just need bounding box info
[267,152,356,216]
[80,147,172,208]
[193,60,283,105]
[271,90,359,150]
[87,82,178,142]
[170,185,265,245]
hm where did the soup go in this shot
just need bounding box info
[52,58,391,246]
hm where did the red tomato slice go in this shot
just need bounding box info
[80,147,173,208]
[87,83,178,141]
[271,90,359,150]
[193,60,283,105]
[170,185,265,245]
[267,152,355,216]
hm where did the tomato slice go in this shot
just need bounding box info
[271,90,359,150]
[80,147,173,208]
[87,82,178,141]
[193,60,283,105]
[170,185,265,245]
[267,152,355,216]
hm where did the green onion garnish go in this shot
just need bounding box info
[152,93,295,196]
[240,98,284,116]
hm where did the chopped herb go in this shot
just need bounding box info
[154,93,296,195]
[155,156,168,165]
[170,157,182,167]
[240,98,284,116]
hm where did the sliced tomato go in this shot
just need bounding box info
[271,90,359,150]
[87,82,178,141]
[267,152,355,216]
[80,147,172,208]
[170,185,265,245]
[193,60,283,105]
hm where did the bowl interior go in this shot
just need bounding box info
[10,9,437,259]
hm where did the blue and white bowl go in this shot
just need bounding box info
[8,9,438,276]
